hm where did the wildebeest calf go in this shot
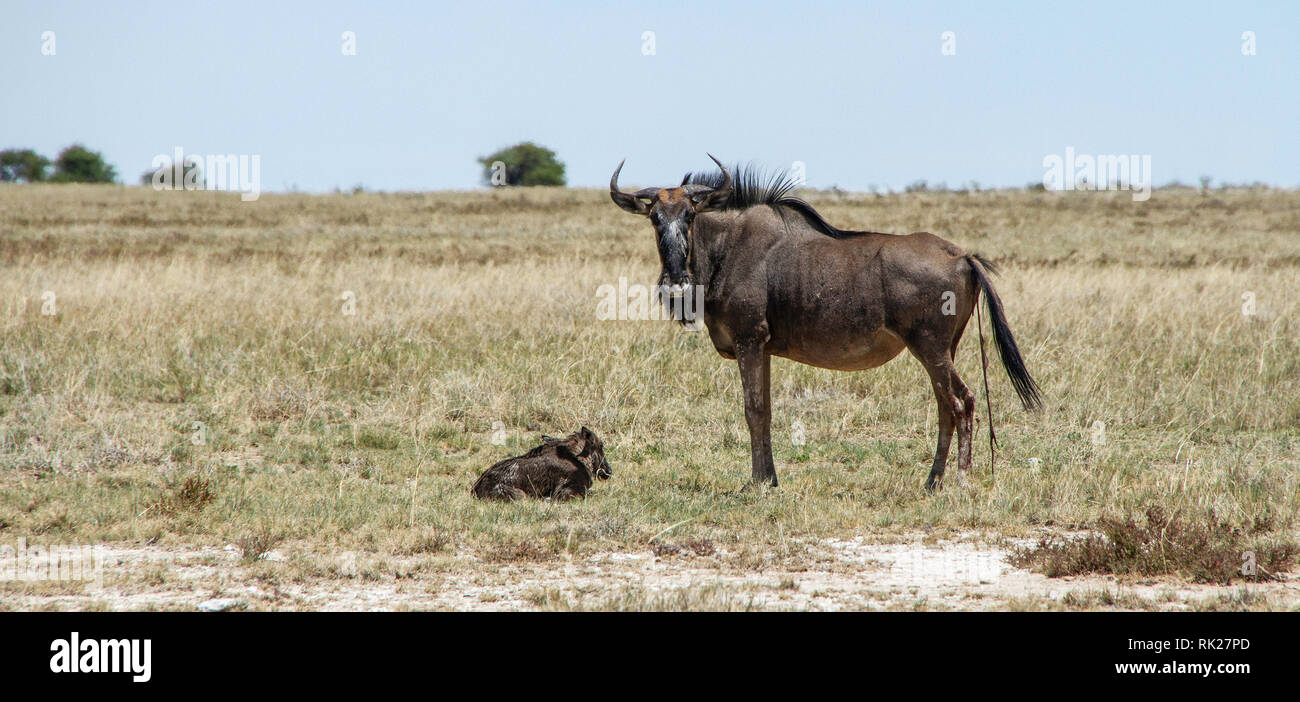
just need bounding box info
[471,427,612,501]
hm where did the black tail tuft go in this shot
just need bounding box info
[968,255,1041,411]
[971,253,1001,276]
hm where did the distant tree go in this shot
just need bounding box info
[0,148,51,183]
[140,157,204,190]
[50,144,118,183]
[477,142,565,186]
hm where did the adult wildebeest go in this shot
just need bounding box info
[610,155,1041,491]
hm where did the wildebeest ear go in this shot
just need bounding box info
[610,159,652,215]
[566,428,588,454]
[611,189,651,215]
[690,186,730,213]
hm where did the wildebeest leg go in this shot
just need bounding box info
[736,343,777,487]
[552,486,584,501]
[919,359,958,492]
[952,370,976,478]
[493,485,527,501]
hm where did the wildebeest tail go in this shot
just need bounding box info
[967,254,1042,411]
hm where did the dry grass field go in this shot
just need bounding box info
[2,183,1298,610]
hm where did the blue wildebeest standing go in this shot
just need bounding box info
[610,156,1040,491]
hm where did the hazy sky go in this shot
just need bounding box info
[3,1,1296,192]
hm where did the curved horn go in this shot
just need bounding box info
[690,154,733,212]
[610,159,651,214]
[707,153,732,195]
[609,159,627,195]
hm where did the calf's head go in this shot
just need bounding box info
[566,426,612,480]
[609,154,732,294]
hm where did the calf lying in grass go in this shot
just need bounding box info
[472,427,612,501]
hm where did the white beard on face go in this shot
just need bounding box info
[658,221,689,276]
[659,220,687,251]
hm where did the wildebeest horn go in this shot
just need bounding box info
[707,153,732,194]
[689,153,732,212]
[610,159,652,215]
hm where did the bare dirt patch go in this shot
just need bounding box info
[4,531,1296,611]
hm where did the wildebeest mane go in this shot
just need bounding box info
[681,164,872,239]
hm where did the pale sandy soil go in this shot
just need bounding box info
[4,532,1296,611]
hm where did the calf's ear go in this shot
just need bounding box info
[565,428,588,454]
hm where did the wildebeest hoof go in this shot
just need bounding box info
[737,480,778,495]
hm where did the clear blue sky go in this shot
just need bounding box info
[3,1,1296,192]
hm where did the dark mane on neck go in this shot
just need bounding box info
[680,164,871,239]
